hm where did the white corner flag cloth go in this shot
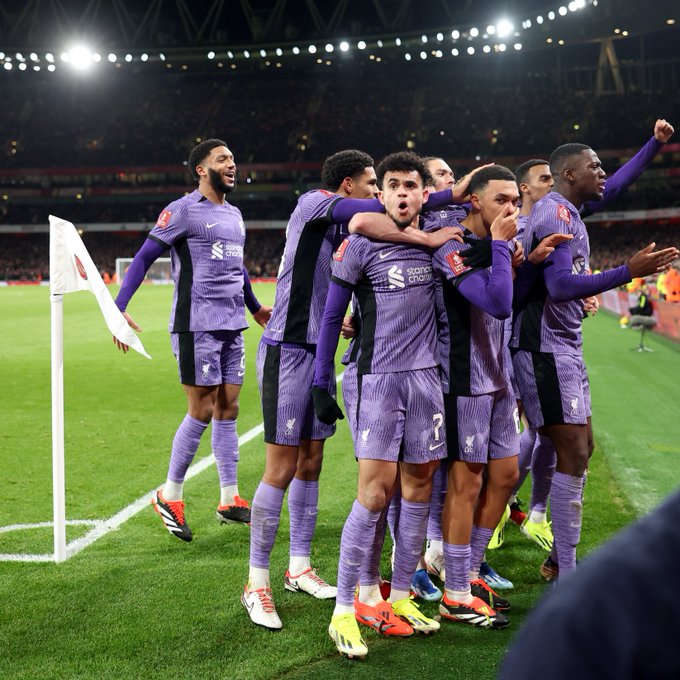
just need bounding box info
[49,215,151,359]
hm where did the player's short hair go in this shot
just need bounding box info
[468,165,516,195]
[376,151,432,189]
[549,143,592,176]
[188,138,228,180]
[515,159,549,189]
[321,149,374,191]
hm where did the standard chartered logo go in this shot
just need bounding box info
[211,242,223,259]
[211,242,244,260]
[388,265,405,289]
[406,265,432,283]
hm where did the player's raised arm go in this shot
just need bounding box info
[348,211,462,248]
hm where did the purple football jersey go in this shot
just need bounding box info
[148,190,247,333]
[511,192,590,353]
[432,233,512,396]
[331,235,438,374]
[263,189,342,345]
[421,204,468,233]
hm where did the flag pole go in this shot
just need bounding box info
[50,292,67,563]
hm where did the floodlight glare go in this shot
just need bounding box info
[141,53,149,61]
[340,41,349,52]
[467,46,475,54]
[470,27,479,37]
[108,53,117,63]
[69,45,95,70]
[496,20,513,37]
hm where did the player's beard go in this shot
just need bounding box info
[208,168,235,195]
[386,209,413,229]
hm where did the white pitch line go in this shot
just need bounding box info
[0,422,264,563]
[1,370,346,564]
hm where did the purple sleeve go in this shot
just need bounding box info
[456,241,513,319]
[330,197,384,223]
[313,281,353,389]
[242,267,261,314]
[425,188,460,209]
[512,261,540,308]
[582,136,663,217]
[544,243,631,302]
[114,238,166,312]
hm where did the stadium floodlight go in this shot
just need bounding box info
[48,64,56,71]
[68,45,95,70]
[483,45,491,53]
[435,49,443,57]
[377,39,383,47]
[33,65,40,71]
[324,43,333,52]
[339,41,349,51]
[45,52,54,62]
[404,52,411,60]
[524,19,532,28]
[436,32,444,41]
[276,47,283,56]
[207,51,215,59]
[30,52,38,61]
[16,52,25,61]
[498,43,507,51]
[395,37,402,46]
[19,63,27,70]
[292,46,300,54]
[496,19,513,37]
[536,15,544,24]
[3,62,11,70]
[487,25,496,34]
[140,53,148,61]
[0,52,4,59]
[260,49,267,57]
[421,34,428,43]
[514,42,523,50]
[159,53,166,61]
[60,52,70,62]
[451,48,459,56]
[308,45,316,54]
[107,52,117,62]
[243,49,250,58]
[558,6,568,16]
[357,40,366,49]
[125,54,132,62]
[568,1,577,10]
[92,52,101,62]
[467,46,475,54]
[420,50,427,59]
[452,29,460,39]
[548,11,556,20]
[469,27,479,37]
[576,0,586,6]
[227,50,234,58]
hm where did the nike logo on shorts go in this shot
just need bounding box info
[429,442,445,451]
[379,248,399,259]
[206,222,218,229]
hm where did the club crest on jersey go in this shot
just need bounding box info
[556,204,571,224]
[156,209,172,228]
[445,251,471,277]
[333,238,350,262]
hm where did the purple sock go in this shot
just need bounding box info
[288,478,319,558]
[513,427,537,496]
[427,461,447,541]
[391,499,429,592]
[360,505,388,586]
[443,542,471,593]
[530,434,557,513]
[212,418,239,487]
[469,525,494,575]
[337,501,381,606]
[387,489,401,543]
[249,482,285,569]
[550,471,585,574]
[167,415,208,483]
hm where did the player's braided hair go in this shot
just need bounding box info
[321,149,374,191]
[375,151,432,188]
[188,138,228,180]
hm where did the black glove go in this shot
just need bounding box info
[459,238,492,269]
[312,386,345,425]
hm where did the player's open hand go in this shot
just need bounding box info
[628,243,680,278]
[451,163,495,203]
[253,305,272,328]
[113,311,141,354]
[654,119,675,143]
[425,226,464,249]
[528,233,574,265]
[490,204,519,242]
[312,386,344,425]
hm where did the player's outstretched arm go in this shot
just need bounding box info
[348,212,463,248]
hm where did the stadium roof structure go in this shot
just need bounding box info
[0,0,677,67]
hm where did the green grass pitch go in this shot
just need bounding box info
[1,284,678,679]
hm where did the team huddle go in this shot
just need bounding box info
[115,120,677,659]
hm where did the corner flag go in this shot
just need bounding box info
[48,215,150,562]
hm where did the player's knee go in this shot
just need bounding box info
[358,485,390,513]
